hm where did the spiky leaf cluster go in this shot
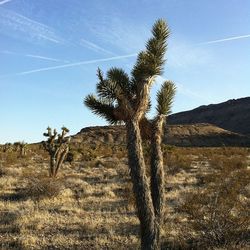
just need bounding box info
[156,80,176,116]
[84,95,118,124]
[43,126,70,155]
[84,19,170,124]
[132,19,170,84]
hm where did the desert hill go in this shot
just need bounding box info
[70,97,250,147]
[168,97,250,135]
[71,123,250,147]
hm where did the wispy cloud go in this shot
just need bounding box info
[85,16,147,53]
[0,50,69,63]
[167,39,212,69]
[199,34,250,45]
[167,33,250,69]
[0,8,118,55]
[175,82,212,102]
[156,76,212,102]
[0,8,65,45]
[0,53,137,78]
[80,39,115,56]
[0,0,12,5]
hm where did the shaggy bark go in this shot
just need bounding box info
[49,157,56,177]
[150,115,165,245]
[54,146,69,177]
[126,120,159,250]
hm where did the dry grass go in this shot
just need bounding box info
[0,145,249,249]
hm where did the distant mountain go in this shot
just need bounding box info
[168,97,250,136]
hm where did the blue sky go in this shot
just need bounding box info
[0,0,250,143]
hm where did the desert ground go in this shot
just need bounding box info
[0,143,249,249]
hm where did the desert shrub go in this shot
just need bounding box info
[97,145,114,157]
[208,154,247,172]
[0,165,7,177]
[65,151,75,163]
[65,177,93,198]
[19,157,30,167]
[162,144,176,151]
[66,147,84,162]
[203,153,248,186]
[24,177,63,200]
[179,167,250,249]
[79,144,122,161]
[4,152,19,165]
[120,181,136,210]
[164,150,193,175]
[111,145,127,158]
[170,147,249,160]
[81,148,99,161]
[219,147,250,158]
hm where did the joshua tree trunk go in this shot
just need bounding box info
[126,120,159,250]
[48,148,68,178]
[21,147,26,156]
[54,146,69,177]
[50,157,56,177]
[150,115,165,245]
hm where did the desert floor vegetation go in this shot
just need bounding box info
[0,145,249,249]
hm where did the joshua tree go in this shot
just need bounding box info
[14,141,27,156]
[43,126,70,178]
[20,141,27,156]
[84,19,176,249]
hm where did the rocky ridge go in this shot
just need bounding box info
[71,123,250,147]
[168,97,250,136]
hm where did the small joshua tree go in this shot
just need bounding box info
[19,141,27,157]
[14,141,27,156]
[43,126,70,178]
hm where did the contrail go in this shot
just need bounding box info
[80,39,115,56]
[0,53,137,78]
[0,0,12,5]
[0,50,69,63]
[199,34,250,45]
[25,54,70,63]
